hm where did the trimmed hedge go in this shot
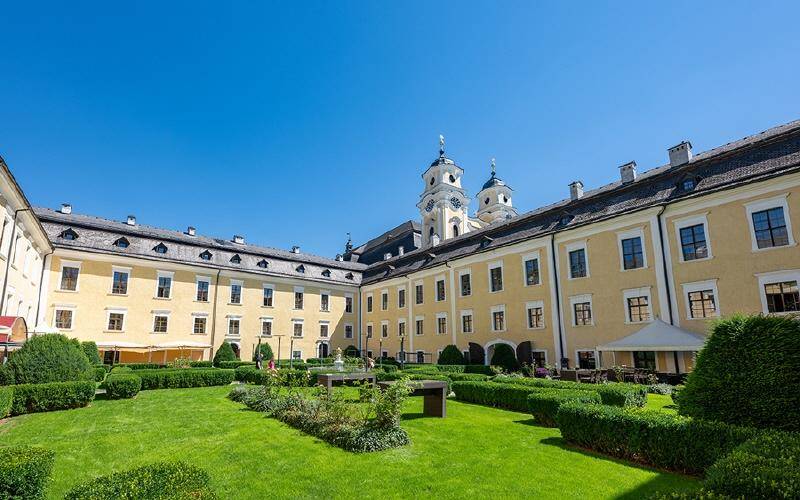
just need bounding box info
[110,366,134,374]
[64,461,216,500]
[93,366,107,382]
[116,363,164,370]
[679,314,800,431]
[104,374,142,399]
[7,334,94,384]
[438,345,465,365]
[493,376,647,407]
[81,341,102,364]
[11,380,96,415]
[527,389,600,427]
[447,373,490,382]
[235,366,315,387]
[135,369,234,390]
[451,381,541,412]
[189,361,213,368]
[464,365,494,375]
[213,341,237,366]
[0,386,13,418]
[218,360,256,369]
[252,342,274,362]
[556,402,755,474]
[490,343,519,372]
[0,446,55,500]
[0,363,13,385]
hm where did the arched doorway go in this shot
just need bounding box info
[468,342,485,365]
[485,339,517,366]
[516,341,533,366]
[318,342,329,358]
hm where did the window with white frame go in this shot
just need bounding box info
[366,323,373,338]
[292,350,302,360]
[460,309,473,334]
[292,319,304,337]
[320,321,329,338]
[682,280,719,319]
[59,262,81,291]
[617,228,646,270]
[489,262,504,292]
[397,319,406,337]
[674,214,712,262]
[381,290,388,310]
[345,293,353,313]
[381,320,389,338]
[262,284,274,307]
[490,305,505,332]
[227,317,241,337]
[397,287,406,308]
[415,282,424,304]
[746,196,795,251]
[459,269,472,296]
[623,287,652,323]
[522,252,541,286]
[570,294,593,326]
[294,287,304,310]
[757,270,800,314]
[156,271,173,299]
[532,350,547,368]
[435,277,446,301]
[576,350,597,369]
[366,293,373,312]
[260,317,273,336]
[196,277,210,302]
[111,267,130,295]
[320,291,330,312]
[230,280,243,304]
[436,313,447,335]
[415,316,424,336]
[54,308,74,330]
[344,323,353,339]
[526,301,544,329]
[153,312,169,333]
[106,309,126,331]
[193,315,208,335]
[567,241,588,279]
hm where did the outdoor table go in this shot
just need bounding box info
[316,372,376,393]
[378,380,447,418]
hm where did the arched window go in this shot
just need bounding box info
[429,227,434,237]
[452,225,459,237]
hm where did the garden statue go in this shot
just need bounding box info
[334,347,345,372]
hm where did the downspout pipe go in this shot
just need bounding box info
[549,234,566,368]
[209,268,222,362]
[655,205,675,325]
[0,208,33,314]
[32,249,54,339]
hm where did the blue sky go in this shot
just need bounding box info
[2,1,799,258]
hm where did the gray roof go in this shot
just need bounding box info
[36,208,365,286]
[596,320,706,351]
[364,118,800,284]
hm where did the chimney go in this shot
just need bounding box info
[383,252,392,260]
[291,245,300,254]
[60,203,72,214]
[569,181,584,201]
[668,141,693,167]
[398,246,405,256]
[186,226,196,236]
[126,215,136,226]
[233,235,244,244]
[619,161,637,184]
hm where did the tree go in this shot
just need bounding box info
[213,341,237,366]
[81,341,101,365]
[437,345,465,365]
[490,343,519,372]
[252,342,274,362]
[8,334,94,384]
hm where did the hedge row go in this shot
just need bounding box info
[402,364,493,375]
[556,402,755,474]
[134,369,235,390]
[494,376,647,407]
[0,386,12,418]
[65,461,216,499]
[11,381,96,416]
[114,363,164,370]
[451,381,542,412]
[234,367,315,387]
[217,360,256,369]
[104,374,142,399]
[0,363,13,385]
[93,366,107,382]
[527,389,601,427]
[190,361,213,368]
[0,446,55,500]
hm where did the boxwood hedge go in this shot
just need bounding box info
[0,446,55,500]
[11,381,96,416]
[217,360,256,369]
[7,334,94,384]
[64,461,216,500]
[527,389,600,427]
[134,369,234,390]
[104,374,142,399]
[493,375,647,407]
[0,386,13,418]
[93,366,107,382]
[451,381,541,412]
[234,367,314,387]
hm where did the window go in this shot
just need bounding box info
[200,250,213,261]
[415,283,424,304]
[321,292,330,312]
[415,317,424,336]
[452,224,459,237]
[196,278,210,302]
[688,290,716,318]
[764,281,799,313]
[60,228,78,240]
[682,178,696,191]
[679,224,708,261]
[111,268,129,295]
[570,294,593,326]
[59,264,80,291]
[293,321,303,337]
[344,324,353,339]
[227,318,241,337]
[193,317,207,335]
[526,301,544,329]
[627,296,650,322]
[381,290,388,310]
[398,288,406,308]
[569,248,587,278]
[366,323,373,338]
[577,350,596,369]
[54,309,73,329]
[107,312,125,331]
[398,320,406,337]
[460,271,471,296]
[153,314,169,333]
[156,272,173,299]
[257,259,268,268]
[296,265,305,273]
[154,243,168,254]
[524,257,540,286]
[262,285,274,307]
[320,323,329,338]
[292,350,302,360]
[436,314,447,335]
[532,351,547,368]
[752,207,789,249]
[489,263,503,292]
[294,288,304,309]
[230,254,242,264]
[366,294,373,312]
[230,281,242,304]
[633,351,656,370]
[381,322,388,338]
[322,269,331,278]
[436,278,446,301]
[345,294,353,313]
[461,310,473,334]
[491,305,505,332]
[621,237,644,270]
[260,318,273,336]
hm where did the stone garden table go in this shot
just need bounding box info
[316,372,376,394]
[378,380,447,418]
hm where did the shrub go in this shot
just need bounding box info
[110,366,134,374]
[117,363,164,370]
[81,341,101,364]
[490,344,519,372]
[527,389,600,427]
[679,314,800,431]
[11,380,96,415]
[464,365,494,375]
[93,366,107,382]
[434,364,465,373]
[252,343,274,362]
[189,360,213,368]
[213,341,237,366]
[0,386,13,418]
[648,383,675,395]
[275,360,308,370]
[493,376,647,407]
[343,345,359,357]
[218,360,256,369]
[64,461,216,500]
[0,363,13,385]
[135,368,235,390]
[451,381,541,412]
[556,402,755,474]
[7,334,93,384]
[381,365,398,373]
[438,345,465,365]
[0,446,55,500]
[104,374,142,399]
[447,373,490,382]
[704,431,800,499]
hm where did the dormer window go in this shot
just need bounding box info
[153,243,168,254]
[59,228,79,240]
[230,254,242,264]
[322,269,331,278]
[199,250,213,261]
[296,264,305,273]
[682,178,696,191]
[345,272,354,280]
[257,259,269,269]
[559,214,574,226]
[113,237,130,248]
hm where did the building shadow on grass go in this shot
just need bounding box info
[400,412,425,421]
[512,418,540,427]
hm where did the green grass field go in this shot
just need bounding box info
[0,386,698,499]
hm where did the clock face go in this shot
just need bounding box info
[450,197,462,209]
[425,199,435,212]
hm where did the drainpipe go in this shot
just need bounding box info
[209,268,222,361]
[655,205,675,325]
[549,234,566,368]
[0,208,33,314]
[32,249,54,339]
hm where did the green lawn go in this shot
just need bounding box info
[1,386,698,499]
[646,393,679,413]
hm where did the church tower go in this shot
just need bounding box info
[476,158,518,224]
[417,136,470,247]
